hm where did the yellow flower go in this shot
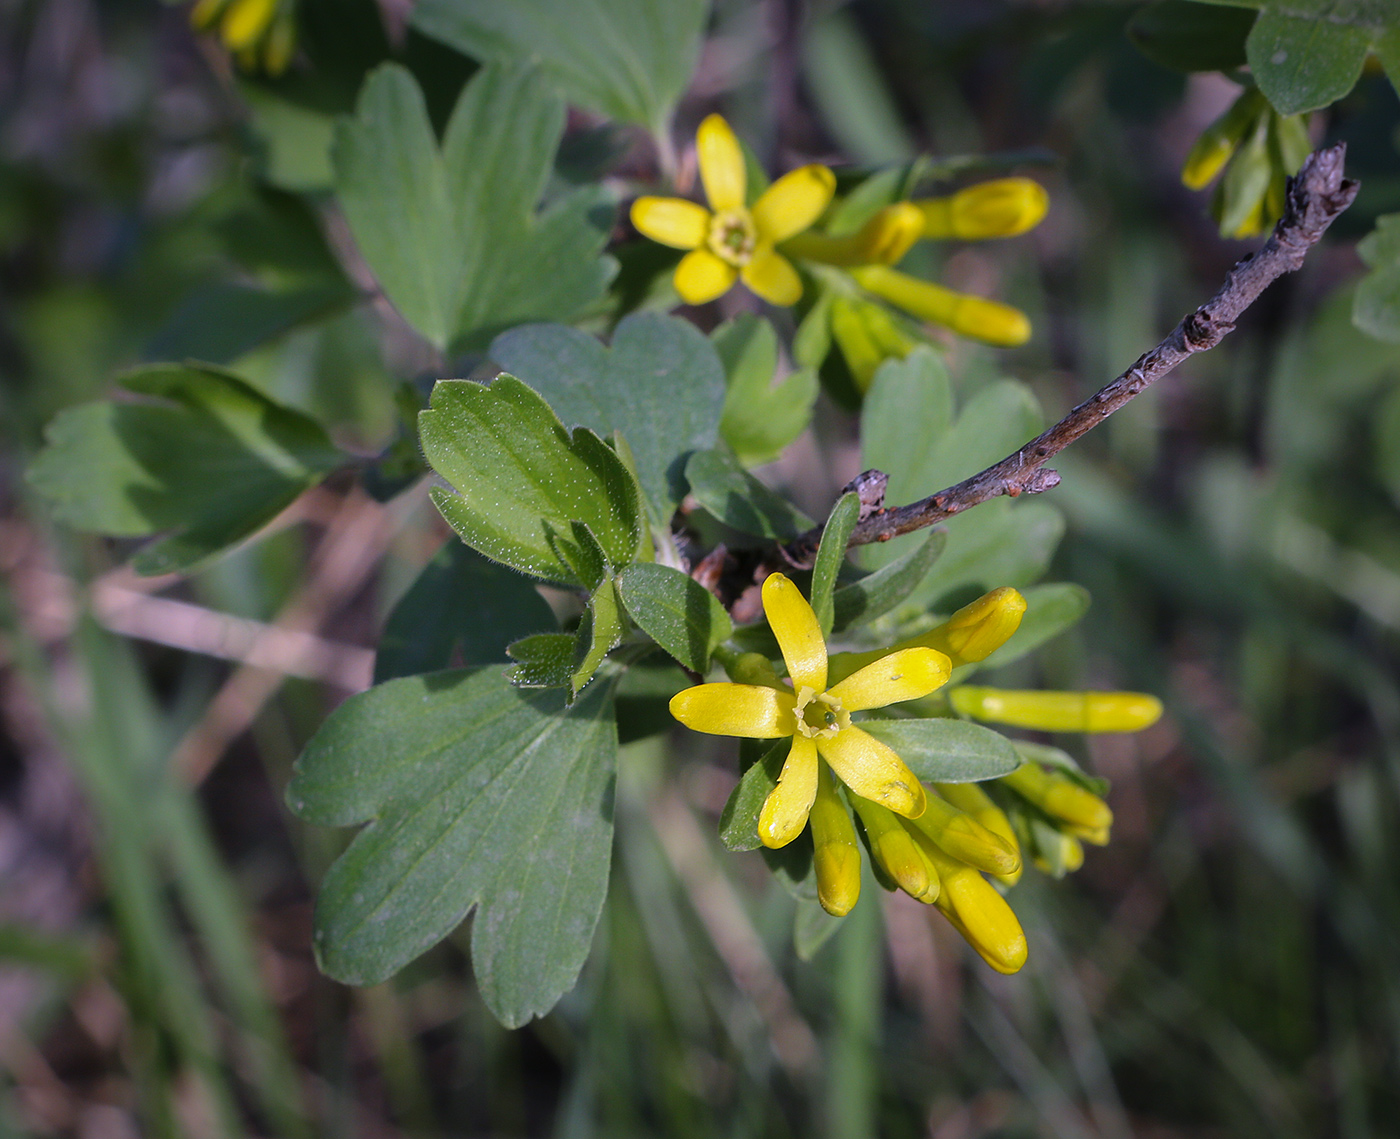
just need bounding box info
[949,686,1163,733]
[631,115,835,306]
[914,178,1049,241]
[669,573,948,848]
[850,265,1030,347]
[191,0,295,74]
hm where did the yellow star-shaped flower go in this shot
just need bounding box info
[630,115,835,307]
[669,573,949,848]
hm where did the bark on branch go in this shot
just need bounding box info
[777,144,1357,569]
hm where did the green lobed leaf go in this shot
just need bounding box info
[489,314,726,528]
[410,0,709,131]
[1246,6,1375,115]
[333,63,615,351]
[718,740,786,851]
[920,500,1066,604]
[616,564,732,675]
[685,449,815,541]
[1126,1,1255,72]
[831,531,947,632]
[711,315,819,467]
[955,582,1092,679]
[857,718,1020,783]
[375,542,557,683]
[507,633,579,689]
[811,493,861,636]
[26,363,344,576]
[285,666,618,1027]
[1354,213,1400,344]
[420,375,643,584]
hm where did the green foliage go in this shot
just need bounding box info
[375,542,557,682]
[285,666,619,1027]
[711,314,820,467]
[857,719,1021,782]
[831,532,948,632]
[718,741,786,851]
[410,0,709,132]
[961,582,1092,676]
[27,363,344,576]
[811,492,862,635]
[1127,1,1255,72]
[616,564,733,674]
[1354,213,1400,344]
[506,632,580,688]
[489,313,725,528]
[571,576,625,697]
[334,63,615,351]
[420,375,643,584]
[685,449,815,540]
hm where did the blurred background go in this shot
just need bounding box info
[3,0,1400,1135]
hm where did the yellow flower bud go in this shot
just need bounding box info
[949,686,1163,733]
[221,0,279,50]
[999,762,1112,832]
[916,178,1049,241]
[852,796,938,902]
[1180,88,1266,191]
[851,266,1030,347]
[262,5,296,75]
[915,837,1028,974]
[906,791,1021,877]
[783,202,924,267]
[810,762,862,916]
[1032,830,1084,876]
[934,781,1022,887]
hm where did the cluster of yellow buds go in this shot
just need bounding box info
[671,576,1162,974]
[630,115,1046,393]
[189,0,296,75]
[1180,87,1311,239]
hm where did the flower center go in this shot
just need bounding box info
[707,209,757,266]
[793,686,850,740]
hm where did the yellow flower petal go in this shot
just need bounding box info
[696,114,745,213]
[827,647,951,712]
[950,687,1163,733]
[758,735,819,849]
[669,683,796,738]
[810,761,861,916]
[752,164,837,244]
[740,246,803,306]
[851,796,936,901]
[674,248,738,304]
[906,793,1020,877]
[221,0,279,50]
[631,196,710,249]
[915,837,1028,973]
[817,725,925,819]
[761,573,827,692]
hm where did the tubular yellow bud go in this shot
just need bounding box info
[221,0,279,50]
[1032,830,1084,875]
[782,202,924,267]
[934,781,1022,887]
[851,266,1031,347]
[827,586,1026,686]
[1064,822,1110,846]
[852,796,938,902]
[810,762,862,916]
[949,686,1163,733]
[914,836,1028,973]
[1180,88,1267,191]
[905,792,1021,877]
[915,178,1049,240]
[999,762,1112,832]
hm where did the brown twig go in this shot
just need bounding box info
[776,144,1358,570]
